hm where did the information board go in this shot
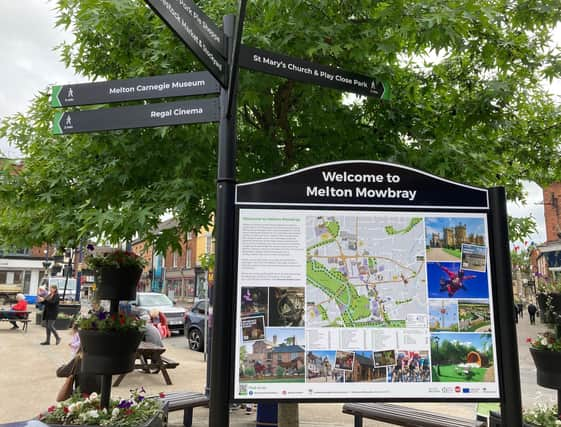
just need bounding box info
[233,161,500,401]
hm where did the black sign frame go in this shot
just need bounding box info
[231,161,518,407]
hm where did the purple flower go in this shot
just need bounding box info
[118,399,133,409]
[86,244,95,251]
[97,311,108,320]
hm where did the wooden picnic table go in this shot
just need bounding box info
[113,341,179,387]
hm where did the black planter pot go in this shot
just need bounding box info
[54,317,72,330]
[79,329,142,374]
[59,303,81,316]
[95,265,142,301]
[529,347,561,390]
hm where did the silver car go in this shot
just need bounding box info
[130,292,186,334]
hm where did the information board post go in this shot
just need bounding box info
[208,14,237,427]
[488,187,523,427]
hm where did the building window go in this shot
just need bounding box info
[173,251,179,268]
[186,248,192,268]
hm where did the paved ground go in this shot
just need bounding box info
[0,307,555,426]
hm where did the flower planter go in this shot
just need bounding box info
[79,329,142,374]
[45,411,166,427]
[529,347,561,389]
[95,265,142,301]
[54,317,72,330]
[536,292,561,324]
[59,302,81,316]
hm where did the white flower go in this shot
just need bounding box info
[68,403,76,413]
[112,408,120,417]
[87,410,99,418]
[541,337,548,346]
[88,392,98,400]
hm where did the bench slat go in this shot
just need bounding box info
[343,403,485,427]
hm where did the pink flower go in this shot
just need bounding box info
[159,392,166,398]
[526,337,532,343]
[47,406,55,413]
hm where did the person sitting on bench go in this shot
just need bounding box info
[8,293,28,330]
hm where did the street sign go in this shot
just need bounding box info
[178,0,225,55]
[145,0,227,86]
[51,71,219,107]
[52,98,220,134]
[239,45,389,99]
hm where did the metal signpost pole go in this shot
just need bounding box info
[488,186,523,427]
[209,14,237,427]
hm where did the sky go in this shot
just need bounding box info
[0,1,556,245]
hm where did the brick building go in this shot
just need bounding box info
[534,183,561,283]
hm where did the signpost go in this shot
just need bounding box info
[52,98,219,134]
[239,45,389,99]
[51,71,219,107]
[145,0,227,86]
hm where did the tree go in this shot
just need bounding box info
[1,0,561,248]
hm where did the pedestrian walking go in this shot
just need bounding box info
[528,303,538,325]
[517,302,524,318]
[514,303,519,323]
[39,284,61,345]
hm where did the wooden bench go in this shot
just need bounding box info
[342,402,486,427]
[113,355,179,386]
[0,311,31,332]
[157,391,209,427]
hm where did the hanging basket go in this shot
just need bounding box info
[79,329,142,374]
[529,347,561,390]
[95,265,142,301]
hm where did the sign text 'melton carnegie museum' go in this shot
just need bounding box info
[307,170,417,201]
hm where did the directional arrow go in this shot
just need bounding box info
[52,98,220,134]
[239,45,390,99]
[145,0,227,87]
[51,71,219,107]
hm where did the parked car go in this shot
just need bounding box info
[130,292,186,334]
[184,299,209,352]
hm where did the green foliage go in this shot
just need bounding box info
[523,404,560,427]
[1,0,561,247]
[85,249,146,270]
[39,388,163,426]
[77,310,145,331]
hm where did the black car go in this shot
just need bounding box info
[184,299,209,352]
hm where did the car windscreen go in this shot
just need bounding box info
[138,293,173,306]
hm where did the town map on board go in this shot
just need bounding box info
[306,215,427,328]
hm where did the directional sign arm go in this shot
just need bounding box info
[239,45,389,99]
[52,98,220,134]
[50,72,219,108]
[145,0,227,87]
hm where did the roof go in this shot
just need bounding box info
[272,344,304,353]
